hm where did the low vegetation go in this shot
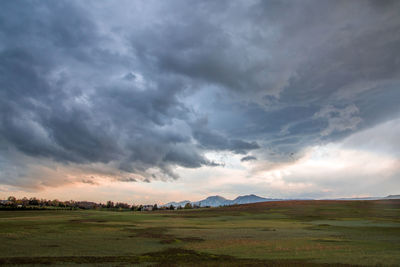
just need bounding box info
[0,196,201,211]
[0,200,399,266]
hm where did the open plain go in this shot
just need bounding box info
[0,200,399,266]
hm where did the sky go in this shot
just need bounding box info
[0,0,399,204]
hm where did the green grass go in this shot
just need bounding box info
[0,200,399,266]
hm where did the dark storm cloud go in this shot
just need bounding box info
[0,0,399,186]
[170,0,400,160]
[0,0,259,185]
[191,118,260,154]
[241,156,257,162]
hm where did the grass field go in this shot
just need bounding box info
[0,200,399,266]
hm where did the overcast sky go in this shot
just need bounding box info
[1,0,399,204]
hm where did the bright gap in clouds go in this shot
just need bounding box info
[174,118,400,201]
[254,118,400,199]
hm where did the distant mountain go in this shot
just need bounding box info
[162,194,400,208]
[163,194,281,207]
[163,200,191,208]
[334,197,382,200]
[194,195,230,207]
[384,195,400,199]
[231,194,278,205]
[328,194,400,200]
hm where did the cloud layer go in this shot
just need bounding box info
[0,0,399,196]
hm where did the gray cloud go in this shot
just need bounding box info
[313,104,362,136]
[0,0,260,185]
[241,156,257,162]
[81,179,97,185]
[119,177,137,183]
[0,0,399,187]
[191,118,260,154]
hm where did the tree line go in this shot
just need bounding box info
[0,196,202,211]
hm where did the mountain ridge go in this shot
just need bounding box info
[163,194,400,208]
[163,194,282,207]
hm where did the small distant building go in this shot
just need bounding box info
[76,201,98,209]
[0,200,11,205]
[142,205,153,211]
